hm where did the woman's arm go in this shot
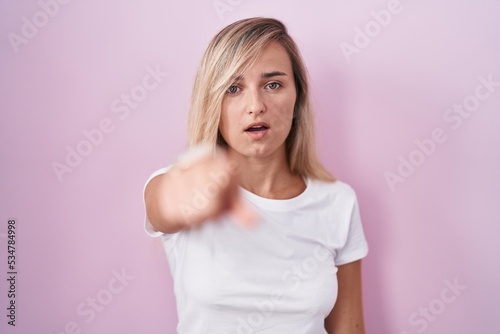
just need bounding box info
[144,170,191,234]
[144,151,255,234]
[324,260,366,334]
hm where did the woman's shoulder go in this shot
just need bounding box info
[307,177,358,199]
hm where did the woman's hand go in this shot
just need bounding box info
[145,147,257,234]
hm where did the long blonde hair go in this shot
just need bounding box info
[187,17,335,182]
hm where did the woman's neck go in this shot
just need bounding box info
[229,147,306,199]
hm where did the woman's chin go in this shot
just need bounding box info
[236,145,285,160]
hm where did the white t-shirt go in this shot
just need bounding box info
[144,167,368,334]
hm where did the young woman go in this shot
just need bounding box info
[144,17,368,333]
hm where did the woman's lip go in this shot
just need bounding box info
[245,122,270,131]
[245,128,269,139]
[245,126,269,132]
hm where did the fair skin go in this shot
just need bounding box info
[219,41,304,198]
[144,41,365,333]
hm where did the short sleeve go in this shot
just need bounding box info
[143,166,171,237]
[334,193,369,266]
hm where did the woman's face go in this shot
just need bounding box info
[219,41,297,160]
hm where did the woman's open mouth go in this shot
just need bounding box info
[244,123,269,139]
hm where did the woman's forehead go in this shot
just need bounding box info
[231,42,293,78]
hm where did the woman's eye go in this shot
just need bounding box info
[266,82,281,90]
[227,85,240,94]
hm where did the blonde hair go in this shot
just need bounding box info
[187,17,335,182]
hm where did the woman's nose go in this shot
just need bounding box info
[246,89,266,115]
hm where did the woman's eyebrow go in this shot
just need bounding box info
[262,71,287,78]
[230,71,287,82]
[232,75,243,82]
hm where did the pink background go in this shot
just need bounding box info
[1,1,499,333]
